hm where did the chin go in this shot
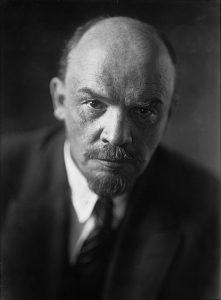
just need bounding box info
[87,173,134,197]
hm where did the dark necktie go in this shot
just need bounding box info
[76,197,113,264]
[74,197,114,299]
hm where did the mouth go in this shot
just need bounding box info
[98,158,132,163]
[95,158,134,170]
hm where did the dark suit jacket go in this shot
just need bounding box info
[1,126,220,300]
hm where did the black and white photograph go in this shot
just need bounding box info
[1,0,220,299]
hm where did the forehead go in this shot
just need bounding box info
[65,34,175,102]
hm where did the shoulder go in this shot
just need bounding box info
[147,145,220,223]
[1,125,65,170]
[1,124,65,176]
[153,145,219,195]
[1,125,64,158]
[1,125,65,221]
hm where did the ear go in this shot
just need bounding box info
[49,77,67,121]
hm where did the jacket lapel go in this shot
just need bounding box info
[104,174,181,300]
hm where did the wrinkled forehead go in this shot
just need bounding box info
[66,32,175,101]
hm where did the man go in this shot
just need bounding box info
[1,16,219,300]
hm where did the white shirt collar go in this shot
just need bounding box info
[64,140,127,224]
[64,140,97,222]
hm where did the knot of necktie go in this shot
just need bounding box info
[93,197,113,229]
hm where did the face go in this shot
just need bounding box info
[51,31,175,197]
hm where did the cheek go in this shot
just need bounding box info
[66,98,96,130]
[65,109,99,151]
[65,111,82,137]
[64,110,87,154]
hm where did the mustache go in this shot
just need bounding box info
[85,144,143,163]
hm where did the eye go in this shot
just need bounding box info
[136,107,152,115]
[134,106,157,117]
[132,103,161,124]
[86,100,105,110]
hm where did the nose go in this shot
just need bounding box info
[100,108,132,146]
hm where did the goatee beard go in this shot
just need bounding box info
[83,144,142,196]
[86,173,134,197]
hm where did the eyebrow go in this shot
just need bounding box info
[78,87,164,105]
[78,87,109,101]
[137,97,163,105]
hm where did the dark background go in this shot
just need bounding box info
[1,0,220,176]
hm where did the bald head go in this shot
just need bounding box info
[58,16,177,82]
[74,17,162,51]
[62,17,175,107]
